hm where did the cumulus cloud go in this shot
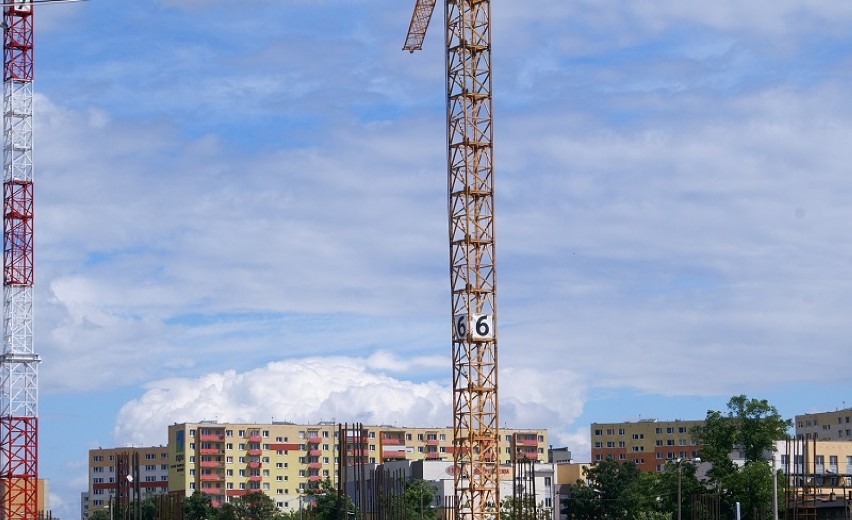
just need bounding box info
[113,356,588,449]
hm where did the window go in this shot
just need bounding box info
[594,429,603,436]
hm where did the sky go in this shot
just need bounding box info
[14,0,852,517]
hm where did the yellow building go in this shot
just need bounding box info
[168,421,548,510]
[590,418,704,472]
[795,409,852,441]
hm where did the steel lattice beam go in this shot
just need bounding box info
[445,2,499,520]
[2,2,39,519]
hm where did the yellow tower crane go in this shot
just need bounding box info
[404,2,500,520]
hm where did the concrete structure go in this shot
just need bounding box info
[548,447,572,463]
[343,459,558,520]
[85,446,170,519]
[590,418,703,472]
[774,438,852,518]
[167,422,548,511]
[796,409,852,441]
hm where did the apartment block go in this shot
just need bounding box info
[590,419,703,472]
[86,445,170,518]
[168,421,548,511]
[795,409,852,441]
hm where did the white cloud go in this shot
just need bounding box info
[113,357,453,446]
[113,356,589,450]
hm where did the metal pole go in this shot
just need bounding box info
[677,462,682,520]
[772,457,779,520]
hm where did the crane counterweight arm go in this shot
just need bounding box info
[403,0,437,52]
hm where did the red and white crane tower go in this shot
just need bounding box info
[1,0,39,517]
[1,0,80,517]
[403,2,500,520]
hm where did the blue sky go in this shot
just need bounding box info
[20,0,852,517]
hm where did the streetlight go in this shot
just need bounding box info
[676,458,701,520]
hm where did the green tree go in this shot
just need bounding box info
[309,478,354,520]
[404,479,436,520]
[231,492,278,520]
[655,460,704,520]
[568,458,644,519]
[692,395,790,520]
[90,510,111,520]
[185,490,214,520]
[217,502,240,520]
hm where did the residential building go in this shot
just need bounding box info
[590,418,703,472]
[85,445,170,519]
[795,409,852,441]
[168,421,548,511]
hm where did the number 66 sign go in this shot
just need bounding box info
[453,313,494,341]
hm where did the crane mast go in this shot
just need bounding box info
[2,1,39,519]
[404,2,499,520]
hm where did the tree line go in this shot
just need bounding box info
[564,395,790,520]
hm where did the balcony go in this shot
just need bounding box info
[248,462,262,469]
[200,448,222,455]
[308,462,322,469]
[515,437,538,446]
[426,439,439,446]
[307,436,322,444]
[200,474,224,481]
[200,461,223,468]
[199,434,225,442]
[383,451,407,460]
[308,475,322,482]
[426,452,442,459]
[201,488,222,495]
[248,475,262,482]
[248,449,262,456]
[310,449,322,456]
[381,437,400,445]
[248,435,262,442]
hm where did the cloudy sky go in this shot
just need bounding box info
[18,0,852,517]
